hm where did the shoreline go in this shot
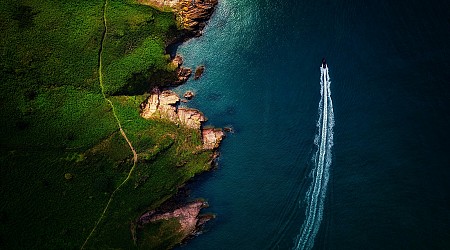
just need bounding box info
[136,0,221,245]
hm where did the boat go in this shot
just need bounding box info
[322,58,327,68]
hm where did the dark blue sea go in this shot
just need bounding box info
[174,0,450,249]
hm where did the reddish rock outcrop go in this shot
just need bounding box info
[140,88,179,121]
[175,67,192,85]
[138,0,218,37]
[183,90,195,100]
[202,128,224,150]
[139,200,212,236]
[141,89,224,149]
[171,55,184,68]
[178,0,218,37]
[140,89,208,130]
[177,107,206,130]
[171,55,192,85]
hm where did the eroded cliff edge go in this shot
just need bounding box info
[138,0,218,38]
[135,0,222,246]
[140,88,224,151]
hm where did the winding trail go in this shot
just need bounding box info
[81,0,138,248]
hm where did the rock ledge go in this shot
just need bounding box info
[139,199,213,238]
[138,0,219,37]
[140,88,224,149]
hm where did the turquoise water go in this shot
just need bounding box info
[175,0,450,249]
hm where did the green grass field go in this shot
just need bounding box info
[0,0,212,249]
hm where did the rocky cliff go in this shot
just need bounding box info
[138,0,218,37]
[139,199,212,237]
[140,88,224,150]
[136,0,221,246]
[171,55,192,85]
[202,128,224,150]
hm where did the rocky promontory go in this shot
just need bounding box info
[140,88,224,151]
[138,0,218,37]
[140,88,203,129]
[139,199,213,238]
[202,128,224,150]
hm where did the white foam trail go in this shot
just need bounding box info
[294,66,334,250]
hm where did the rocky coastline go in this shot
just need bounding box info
[138,199,215,242]
[137,0,221,243]
[138,0,218,38]
[140,88,224,150]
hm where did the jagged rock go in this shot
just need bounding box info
[170,55,192,85]
[140,88,161,118]
[202,128,224,150]
[139,200,210,236]
[194,65,205,80]
[171,55,184,68]
[159,90,180,105]
[184,91,195,100]
[140,88,206,130]
[175,67,192,85]
[140,88,179,120]
[139,0,218,37]
[141,88,224,148]
[177,108,206,130]
[179,0,218,37]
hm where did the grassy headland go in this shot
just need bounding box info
[0,0,214,249]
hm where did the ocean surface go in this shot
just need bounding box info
[174,0,450,249]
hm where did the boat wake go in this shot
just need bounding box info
[294,64,334,250]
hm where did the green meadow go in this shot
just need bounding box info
[0,0,212,248]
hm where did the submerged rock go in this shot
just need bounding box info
[194,65,205,80]
[223,126,234,133]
